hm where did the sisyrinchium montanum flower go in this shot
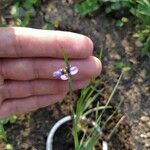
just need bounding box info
[53,66,79,80]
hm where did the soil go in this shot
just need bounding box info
[0,0,150,150]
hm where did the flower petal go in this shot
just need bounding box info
[70,66,79,75]
[60,74,69,80]
[53,70,62,78]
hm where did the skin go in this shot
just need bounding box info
[0,27,102,118]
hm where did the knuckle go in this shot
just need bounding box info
[0,97,3,105]
[29,81,36,96]
[4,83,12,99]
[31,96,41,109]
[9,101,18,116]
[0,61,2,75]
[0,85,5,104]
[0,60,5,78]
[31,60,39,79]
[0,75,4,86]
[0,60,8,81]
[13,31,22,57]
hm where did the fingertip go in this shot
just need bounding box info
[58,31,94,58]
[72,78,91,91]
[90,56,102,77]
[79,35,93,58]
[83,36,94,57]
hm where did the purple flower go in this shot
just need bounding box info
[53,66,79,80]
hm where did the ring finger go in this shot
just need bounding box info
[0,79,90,101]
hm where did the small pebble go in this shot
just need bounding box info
[145,143,150,147]
[140,116,149,122]
[146,132,150,138]
[5,144,13,150]
[147,121,150,128]
[140,134,147,138]
[135,40,143,47]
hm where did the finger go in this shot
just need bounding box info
[0,56,102,80]
[0,27,93,58]
[0,75,4,86]
[0,94,66,118]
[1,79,90,100]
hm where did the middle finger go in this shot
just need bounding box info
[0,57,101,80]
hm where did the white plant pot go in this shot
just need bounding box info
[46,115,108,150]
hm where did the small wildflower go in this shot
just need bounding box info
[53,66,79,80]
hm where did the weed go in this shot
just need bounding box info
[74,0,102,16]
[114,61,131,72]
[75,0,150,55]
[131,0,150,55]
[0,116,17,141]
[62,50,126,149]
[116,17,129,27]
[133,26,150,55]
[10,0,39,27]
[74,0,133,17]
[5,144,13,150]
[72,72,123,149]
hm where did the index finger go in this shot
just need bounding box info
[0,27,93,58]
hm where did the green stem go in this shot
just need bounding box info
[97,72,123,123]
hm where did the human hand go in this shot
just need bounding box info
[0,27,101,118]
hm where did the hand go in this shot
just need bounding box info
[0,27,102,118]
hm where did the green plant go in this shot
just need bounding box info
[0,116,17,141]
[131,0,150,25]
[75,0,150,55]
[74,0,102,16]
[131,0,150,55]
[116,17,129,27]
[0,123,7,141]
[0,18,7,27]
[74,0,134,16]
[114,61,131,71]
[105,0,134,13]
[142,35,150,55]
[133,26,150,55]
[5,144,13,150]
[62,49,125,149]
[10,0,38,27]
[72,72,123,150]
